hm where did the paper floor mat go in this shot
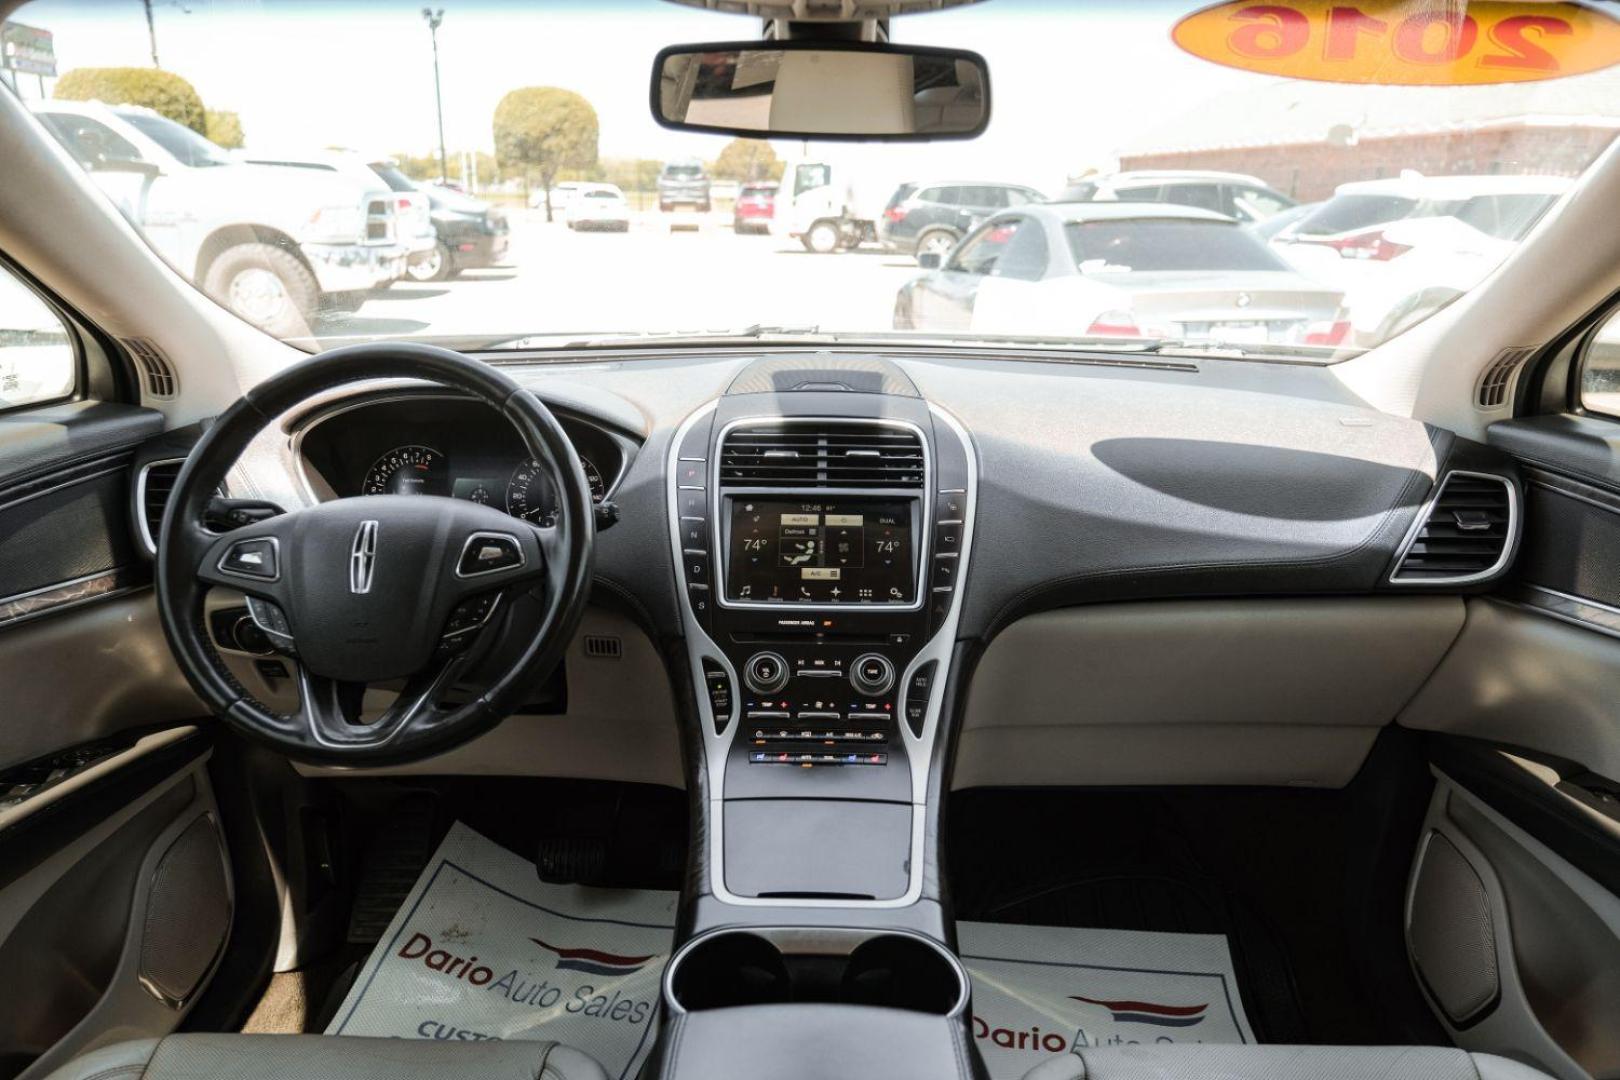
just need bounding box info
[958,921,1255,1080]
[330,823,1251,1080]
[327,822,677,1080]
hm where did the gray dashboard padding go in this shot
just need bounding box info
[898,358,1449,635]
[1019,1045,1556,1080]
[957,597,1464,789]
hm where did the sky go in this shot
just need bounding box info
[10,0,1268,190]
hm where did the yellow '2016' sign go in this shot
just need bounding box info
[1172,0,1620,85]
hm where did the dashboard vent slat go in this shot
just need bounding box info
[1476,346,1534,410]
[720,422,924,489]
[122,338,179,399]
[1391,471,1517,584]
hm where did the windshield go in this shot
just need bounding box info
[13,0,1620,358]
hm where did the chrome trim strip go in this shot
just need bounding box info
[1388,469,1520,586]
[711,415,931,612]
[665,401,977,910]
[136,458,188,556]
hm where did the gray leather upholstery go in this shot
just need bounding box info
[1020,1045,1555,1080]
[42,1034,608,1080]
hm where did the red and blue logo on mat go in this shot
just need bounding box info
[530,938,655,977]
[1069,995,1209,1027]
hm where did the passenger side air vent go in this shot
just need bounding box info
[720,423,924,489]
[1391,471,1517,584]
[122,338,179,399]
[138,459,184,554]
[1476,346,1534,410]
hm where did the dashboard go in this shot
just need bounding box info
[295,394,631,526]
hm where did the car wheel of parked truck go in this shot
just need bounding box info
[201,242,318,338]
[916,228,959,264]
[407,241,453,283]
[803,220,841,254]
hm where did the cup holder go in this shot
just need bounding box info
[666,927,968,1017]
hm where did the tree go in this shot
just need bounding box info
[54,67,206,134]
[204,109,244,149]
[492,87,598,221]
[710,138,783,183]
[393,150,500,189]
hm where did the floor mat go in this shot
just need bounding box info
[326,822,677,1080]
[958,921,1255,1080]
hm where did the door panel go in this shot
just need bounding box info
[0,259,224,1075]
[1396,410,1620,1078]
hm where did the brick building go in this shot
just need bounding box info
[1112,68,1620,202]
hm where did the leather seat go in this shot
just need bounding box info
[43,1034,607,1080]
[1022,1044,1556,1080]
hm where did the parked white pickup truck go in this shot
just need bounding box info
[30,100,409,337]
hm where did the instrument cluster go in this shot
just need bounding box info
[296,395,626,525]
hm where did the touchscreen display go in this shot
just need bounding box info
[725,499,914,604]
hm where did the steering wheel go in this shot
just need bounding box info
[154,343,595,765]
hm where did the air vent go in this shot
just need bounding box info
[1476,347,1534,410]
[582,635,623,659]
[1391,471,1517,584]
[122,338,179,399]
[138,459,184,554]
[720,422,924,489]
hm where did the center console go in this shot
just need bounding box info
[667,381,975,908]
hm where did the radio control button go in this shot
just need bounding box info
[743,651,790,694]
[850,653,896,697]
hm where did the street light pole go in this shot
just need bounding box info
[143,0,160,67]
[422,8,448,185]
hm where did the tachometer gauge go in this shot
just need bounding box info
[505,456,605,525]
[362,445,447,496]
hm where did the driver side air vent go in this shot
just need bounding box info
[1391,471,1518,584]
[138,459,185,554]
[720,423,924,489]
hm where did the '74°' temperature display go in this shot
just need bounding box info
[725,498,914,605]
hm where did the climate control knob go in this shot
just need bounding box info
[743,651,790,694]
[849,653,896,697]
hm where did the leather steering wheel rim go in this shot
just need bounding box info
[154,342,595,765]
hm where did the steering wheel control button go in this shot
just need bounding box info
[702,660,733,733]
[743,651,790,694]
[244,596,295,652]
[219,537,279,581]
[904,661,938,737]
[456,532,523,577]
[850,653,897,697]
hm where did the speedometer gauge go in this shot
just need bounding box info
[362,445,447,496]
[505,457,605,525]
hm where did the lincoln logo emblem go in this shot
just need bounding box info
[350,520,378,594]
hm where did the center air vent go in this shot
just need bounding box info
[138,459,184,554]
[1391,471,1517,584]
[720,423,924,489]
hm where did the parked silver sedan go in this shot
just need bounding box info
[895,203,1350,348]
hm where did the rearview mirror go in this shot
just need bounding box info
[651,41,989,141]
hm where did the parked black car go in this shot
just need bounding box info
[878,180,1046,263]
[408,185,511,282]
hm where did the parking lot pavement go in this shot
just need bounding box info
[313,211,924,346]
